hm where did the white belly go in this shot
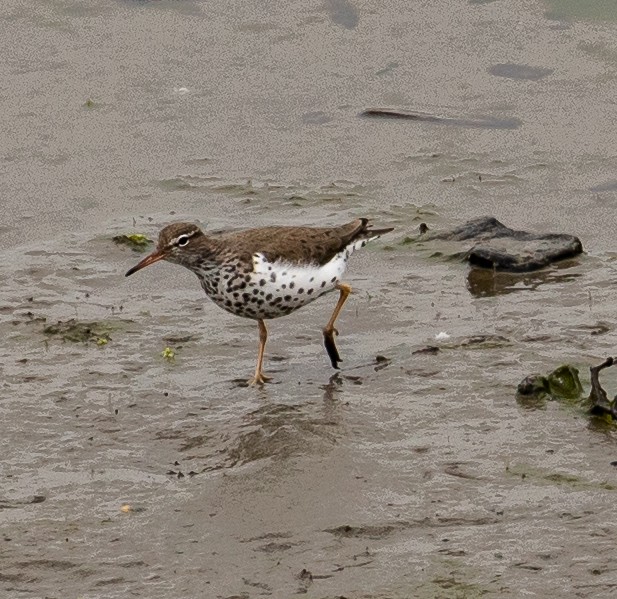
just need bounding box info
[204,251,349,320]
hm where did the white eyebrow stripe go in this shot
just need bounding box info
[168,229,198,247]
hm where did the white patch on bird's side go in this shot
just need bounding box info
[252,236,381,292]
[249,251,346,313]
[253,253,346,287]
[239,235,382,319]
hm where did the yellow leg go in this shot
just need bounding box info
[323,283,352,369]
[248,319,272,385]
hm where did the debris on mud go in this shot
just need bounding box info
[517,365,583,402]
[120,504,146,513]
[0,495,46,509]
[374,354,391,371]
[297,568,313,581]
[437,334,511,351]
[517,359,617,421]
[43,319,113,344]
[505,463,616,491]
[112,233,153,252]
[427,216,583,272]
[161,346,176,361]
[163,334,195,344]
[412,346,440,355]
[588,357,617,420]
[360,108,522,130]
[14,311,47,326]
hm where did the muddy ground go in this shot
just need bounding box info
[2,1,617,597]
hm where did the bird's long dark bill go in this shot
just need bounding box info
[125,250,165,277]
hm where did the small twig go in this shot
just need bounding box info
[589,357,617,418]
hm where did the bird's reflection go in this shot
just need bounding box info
[321,372,344,402]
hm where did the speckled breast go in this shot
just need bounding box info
[196,251,350,320]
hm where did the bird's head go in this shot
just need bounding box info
[125,223,205,276]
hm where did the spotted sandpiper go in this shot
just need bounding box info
[125,218,393,385]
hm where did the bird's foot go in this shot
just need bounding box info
[323,328,342,369]
[248,372,273,386]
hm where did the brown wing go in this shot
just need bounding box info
[220,218,388,266]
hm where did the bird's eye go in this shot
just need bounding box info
[177,235,190,247]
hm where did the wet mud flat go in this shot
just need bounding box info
[5,0,617,597]
[2,208,617,599]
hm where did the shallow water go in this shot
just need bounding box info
[3,1,617,597]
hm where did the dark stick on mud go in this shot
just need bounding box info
[589,357,617,418]
[360,109,522,130]
[361,109,441,123]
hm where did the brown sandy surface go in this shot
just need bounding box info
[2,1,617,597]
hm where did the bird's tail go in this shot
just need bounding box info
[357,217,394,239]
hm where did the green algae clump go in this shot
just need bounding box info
[517,364,583,402]
[43,319,113,344]
[113,233,153,253]
[161,347,176,361]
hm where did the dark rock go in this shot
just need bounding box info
[430,217,583,272]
